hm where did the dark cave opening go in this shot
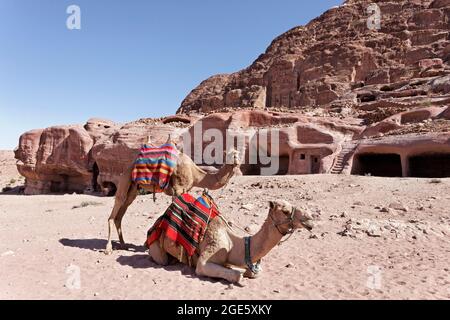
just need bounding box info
[352,153,402,177]
[409,153,450,178]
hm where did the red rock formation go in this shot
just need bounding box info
[15,111,364,194]
[13,0,450,195]
[15,126,94,195]
[178,0,450,114]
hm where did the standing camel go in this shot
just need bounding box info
[149,199,315,283]
[105,143,241,255]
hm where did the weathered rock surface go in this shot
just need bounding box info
[178,0,450,115]
[15,111,363,195]
[13,0,450,195]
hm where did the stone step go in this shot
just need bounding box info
[330,142,359,174]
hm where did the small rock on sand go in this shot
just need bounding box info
[1,250,14,257]
[241,204,254,211]
[285,263,294,268]
[389,202,409,212]
[380,207,391,213]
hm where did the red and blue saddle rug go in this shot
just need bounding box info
[131,143,178,193]
[146,193,220,256]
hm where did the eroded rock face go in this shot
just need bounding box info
[178,0,450,114]
[15,126,94,195]
[14,111,363,195]
[14,0,450,195]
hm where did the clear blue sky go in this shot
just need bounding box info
[0,0,342,150]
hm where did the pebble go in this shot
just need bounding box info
[380,207,391,213]
[285,263,294,268]
[241,204,254,211]
[389,202,409,212]
[1,250,14,257]
[367,228,382,237]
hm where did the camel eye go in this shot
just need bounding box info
[282,208,290,215]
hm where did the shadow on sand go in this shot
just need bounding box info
[116,253,232,285]
[0,186,25,195]
[59,238,146,253]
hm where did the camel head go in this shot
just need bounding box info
[268,200,315,233]
[224,148,241,167]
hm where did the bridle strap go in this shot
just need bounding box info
[244,236,261,274]
[269,206,296,236]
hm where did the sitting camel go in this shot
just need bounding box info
[149,199,314,283]
[105,138,241,255]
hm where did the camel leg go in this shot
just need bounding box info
[106,200,127,254]
[105,175,133,255]
[148,240,169,266]
[196,259,242,283]
[195,244,242,283]
[114,183,138,247]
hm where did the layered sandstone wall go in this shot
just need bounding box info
[13,0,450,195]
[178,0,450,115]
[15,112,364,195]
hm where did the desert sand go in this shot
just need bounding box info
[0,150,449,300]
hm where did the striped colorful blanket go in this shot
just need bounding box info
[131,143,178,192]
[146,193,220,257]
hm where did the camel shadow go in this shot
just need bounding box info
[59,238,146,253]
[116,253,233,286]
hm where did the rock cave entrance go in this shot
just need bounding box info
[102,181,117,197]
[409,153,450,178]
[352,153,402,177]
[92,163,100,192]
[50,174,69,193]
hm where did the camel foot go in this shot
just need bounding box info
[229,271,243,284]
[104,244,113,255]
[243,269,261,279]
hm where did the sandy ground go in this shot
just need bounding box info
[0,150,449,300]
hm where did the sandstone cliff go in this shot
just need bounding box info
[13,0,450,195]
[178,0,450,116]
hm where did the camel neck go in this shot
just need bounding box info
[216,164,235,182]
[198,164,235,187]
[249,216,284,263]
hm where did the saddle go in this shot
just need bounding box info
[131,142,178,193]
[146,192,220,258]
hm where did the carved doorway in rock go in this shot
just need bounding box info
[276,155,290,175]
[351,153,402,177]
[409,153,450,178]
[50,174,69,193]
[310,155,321,174]
[92,163,100,192]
